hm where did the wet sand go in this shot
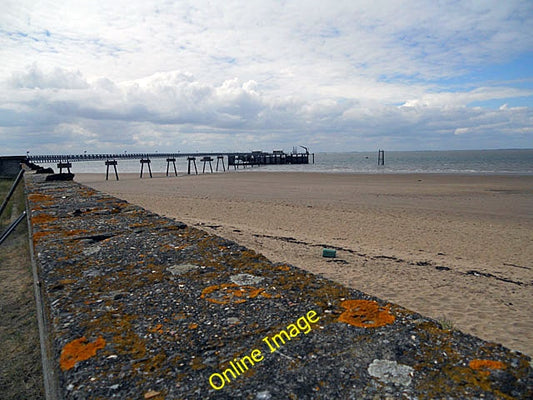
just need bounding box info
[77,171,533,355]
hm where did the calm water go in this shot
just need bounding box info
[42,149,533,175]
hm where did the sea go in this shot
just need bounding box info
[41,149,533,176]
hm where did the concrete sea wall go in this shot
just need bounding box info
[0,156,26,178]
[25,173,532,399]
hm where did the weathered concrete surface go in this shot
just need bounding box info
[25,174,532,399]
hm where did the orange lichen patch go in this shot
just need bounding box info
[173,312,187,320]
[130,222,151,228]
[149,324,164,334]
[337,299,395,328]
[144,390,162,399]
[59,336,106,371]
[469,359,506,376]
[31,213,57,224]
[191,356,206,371]
[59,279,77,285]
[276,265,291,271]
[200,283,271,305]
[33,231,54,241]
[188,323,198,330]
[65,229,90,237]
[78,188,98,197]
[28,193,54,203]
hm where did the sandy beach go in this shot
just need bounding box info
[77,171,533,356]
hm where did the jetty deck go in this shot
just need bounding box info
[24,172,532,399]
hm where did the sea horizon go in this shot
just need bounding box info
[35,148,533,176]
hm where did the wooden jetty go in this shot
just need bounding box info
[23,148,313,179]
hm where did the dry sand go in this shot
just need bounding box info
[77,171,533,356]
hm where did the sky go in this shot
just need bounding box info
[1,0,532,155]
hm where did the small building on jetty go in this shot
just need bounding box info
[227,150,311,167]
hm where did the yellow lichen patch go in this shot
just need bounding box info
[337,299,395,328]
[59,279,77,285]
[85,312,147,361]
[134,352,167,374]
[59,336,106,371]
[200,283,271,305]
[469,359,506,376]
[113,330,147,360]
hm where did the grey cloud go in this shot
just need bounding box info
[9,64,89,89]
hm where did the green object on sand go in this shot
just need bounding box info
[322,248,336,258]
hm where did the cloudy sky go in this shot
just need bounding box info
[1,0,532,155]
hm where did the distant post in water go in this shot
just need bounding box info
[377,150,385,166]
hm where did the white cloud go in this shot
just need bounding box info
[0,1,532,153]
[401,87,533,109]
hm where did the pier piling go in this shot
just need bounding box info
[187,157,198,175]
[201,157,214,173]
[140,158,152,178]
[216,155,226,172]
[57,161,72,174]
[166,158,178,177]
[105,160,119,181]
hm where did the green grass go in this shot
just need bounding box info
[437,315,455,331]
[0,177,44,400]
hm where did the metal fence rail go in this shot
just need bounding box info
[0,168,24,218]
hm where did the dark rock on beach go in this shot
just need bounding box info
[45,172,74,181]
